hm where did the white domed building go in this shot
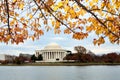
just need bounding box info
[35,43,70,62]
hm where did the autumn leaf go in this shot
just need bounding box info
[29,14,33,19]
[19,3,24,10]
[64,29,71,34]
[57,1,63,8]
[20,17,25,21]
[39,30,44,35]
[93,39,97,45]
[0,0,119,45]
[13,0,17,3]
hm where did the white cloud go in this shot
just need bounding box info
[51,37,66,41]
[92,45,120,54]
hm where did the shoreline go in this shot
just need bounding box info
[0,62,120,66]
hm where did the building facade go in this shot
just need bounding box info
[0,54,16,61]
[35,43,69,62]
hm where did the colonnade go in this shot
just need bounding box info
[42,51,66,60]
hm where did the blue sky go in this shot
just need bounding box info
[0,29,119,56]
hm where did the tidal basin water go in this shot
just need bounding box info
[0,66,120,80]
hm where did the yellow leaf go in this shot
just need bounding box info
[52,20,55,26]
[112,0,115,3]
[65,0,68,4]
[53,6,59,11]
[73,5,78,9]
[106,2,111,9]
[98,37,105,45]
[52,1,63,11]
[78,9,86,16]
[26,13,29,17]
[39,13,42,17]
[45,0,54,7]
[15,13,19,17]
[54,29,61,34]
[19,3,24,10]
[101,2,105,9]
[44,20,47,24]
[10,20,15,26]
[20,17,25,21]
[39,30,44,35]
[55,21,60,29]
[6,35,11,40]
[94,0,98,3]
[32,36,34,41]
[14,26,21,32]
[65,6,70,12]
[64,29,71,34]
[115,2,120,9]
[108,22,113,27]
[95,30,99,35]
[32,8,37,12]
[9,11,14,16]
[89,1,94,6]
[57,1,63,8]
[86,26,93,32]
[29,14,33,19]
[93,39,97,45]
[69,9,74,14]
[13,0,17,3]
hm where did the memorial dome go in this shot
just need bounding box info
[44,43,62,50]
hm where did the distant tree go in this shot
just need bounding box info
[1,60,9,64]
[74,46,87,61]
[103,52,120,63]
[31,54,37,62]
[81,54,94,63]
[14,57,21,64]
[37,54,43,61]
[87,50,95,56]
[64,54,73,61]
[94,55,102,63]
[74,46,87,54]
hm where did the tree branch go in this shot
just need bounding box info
[90,9,119,16]
[5,0,10,34]
[41,0,76,33]
[74,0,119,38]
[33,0,47,20]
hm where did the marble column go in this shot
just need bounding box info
[46,52,48,60]
[60,52,62,58]
[57,52,58,58]
[50,52,51,59]
[44,52,46,60]
[48,52,50,59]
[56,51,57,58]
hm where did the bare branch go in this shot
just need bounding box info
[41,0,76,33]
[90,9,119,16]
[74,0,120,38]
[28,8,39,21]
[33,0,47,20]
[5,0,10,34]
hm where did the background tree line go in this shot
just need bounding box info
[64,46,120,63]
[64,52,120,63]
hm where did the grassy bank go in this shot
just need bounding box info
[0,62,120,66]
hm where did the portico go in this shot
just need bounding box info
[35,43,68,62]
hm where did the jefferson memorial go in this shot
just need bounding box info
[35,43,70,62]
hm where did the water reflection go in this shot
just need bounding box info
[0,66,120,80]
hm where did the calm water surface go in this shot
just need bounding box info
[0,66,120,80]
